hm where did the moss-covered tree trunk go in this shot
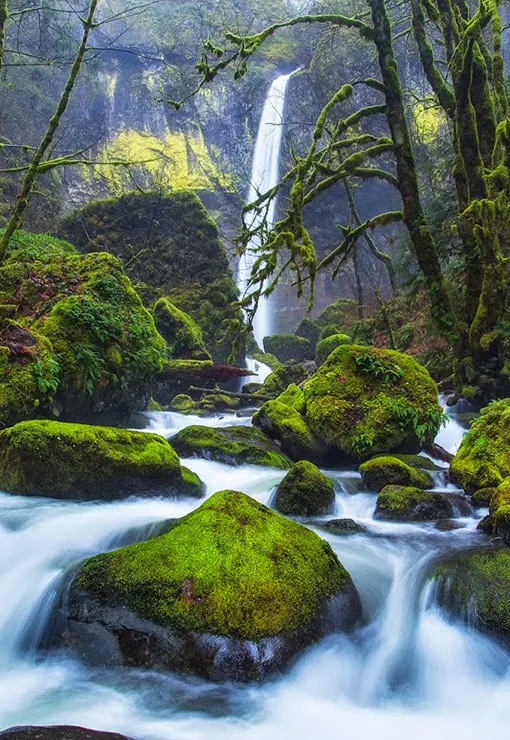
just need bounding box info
[369,0,457,342]
[0,0,7,71]
[0,0,98,262]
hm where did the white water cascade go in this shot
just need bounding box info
[238,71,297,349]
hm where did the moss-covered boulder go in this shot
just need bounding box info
[171,425,292,468]
[263,334,312,364]
[57,191,243,363]
[303,345,444,461]
[64,490,361,679]
[450,400,510,494]
[0,420,204,499]
[359,456,434,492]
[153,298,210,361]
[295,317,321,348]
[319,324,345,340]
[257,362,313,397]
[315,333,351,366]
[273,461,335,516]
[434,549,510,641]
[253,398,327,464]
[0,230,166,424]
[375,485,453,521]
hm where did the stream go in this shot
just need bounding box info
[0,401,509,739]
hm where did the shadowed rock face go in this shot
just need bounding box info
[0,728,134,740]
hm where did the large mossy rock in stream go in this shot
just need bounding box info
[375,485,454,522]
[0,230,166,424]
[273,461,335,517]
[153,297,211,361]
[64,490,361,680]
[434,549,510,641]
[171,425,292,468]
[0,728,134,740]
[263,334,313,364]
[0,420,204,499]
[359,456,434,492]
[57,190,243,363]
[302,345,444,461]
[450,399,510,494]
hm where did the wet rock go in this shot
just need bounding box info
[63,491,361,681]
[359,456,434,492]
[273,461,335,516]
[375,486,454,521]
[263,334,313,364]
[0,728,133,740]
[318,518,368,536]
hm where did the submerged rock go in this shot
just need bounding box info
[359,456,434,492]
[273,461,335,516]
[375,485,453,521]
[0,420,204,499]
[303,345,444,461]
[0,728,133,740]
[450,399,510,494]
[64,490,361,680]
[317,518,368,536]
[171,425,292,468]
[434,549,510,641]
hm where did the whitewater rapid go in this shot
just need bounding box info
[0,403,508,739]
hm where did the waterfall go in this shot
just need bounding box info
[238,72,296,349]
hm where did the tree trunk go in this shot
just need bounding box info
[0,0,7,72]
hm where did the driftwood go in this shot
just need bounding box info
[157,362,254,383]
[189,386,276,402]
[425,443,454,464]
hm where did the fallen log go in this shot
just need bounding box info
[189,386,276,402]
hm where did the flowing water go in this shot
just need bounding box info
[237,72,297,347]
[0,402,508,738]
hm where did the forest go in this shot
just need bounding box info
[0,1,509,739]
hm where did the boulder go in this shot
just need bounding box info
[63,490,361,680]
[317,519,368,536]
[295,317,321,348]
[263,334,312,364]
[434,549,510,641]
[375,485,454,521]
[450,399,510,493]
[273,461,335,516]
[153,297,211,361]
[359,456,434,492]
[0,420,204,499]
[303,345,444,461]
[0,729,133,740]
[171,425,292,468]
[253,399,327,464]
[257,363,313,397]
[315,333,351,366]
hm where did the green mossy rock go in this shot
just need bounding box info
[303,345,444,461]
[315,334,352,366]
[274,461,335,516]
[275,384,306,414]
[66,491,361,679]
[153,298,210,361]
[491,478,510,511]
[0,420,204,499]
[472,487,497,507]
[450,400,510,494]
[319,324,345,340]
[253,399,327,464]
[359,456,434,492]
[263,334,312,364]
[251,351,282,371]
[375,485,453,521]
[435,549,510,640]
[57,191,243,363]
[170,394,200,414]
[493,505,510,546]
[295,317,321,348]
[171,424,292,468]
[0,230,166,423]
[389,454,443,472]
[258,363,313,397]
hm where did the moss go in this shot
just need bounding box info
[73,490,351,640]
[491,478,510,511]
[171,424,292,468]
[258,363,312,397]
[450,400,510,493]
[276,384,306,414]
[389,453,442,472]
[295,317,321,348]
[471,487,497,507]
[434,549,510,639]
[315,299,359,332]
[493,505,510,546]
[304,345,444,461]
[319,324,345,340]
[170,394,200,414]
[375,485,453,521]
[198,393,241,411]
[263,334,313,364]
[0,420,203,499]
[315,334,352,366]
[153,298,211,361]
[252,351,282,371]
[274,461,335,517]
[253,399,325,463]
[57,191,243,363]
[359,455,433,491]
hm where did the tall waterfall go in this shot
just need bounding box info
[238,72,295,349]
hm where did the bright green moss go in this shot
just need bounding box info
[359,455,433,491]
[74,490,349,639]
[274,461,335,516]
[153,298,211,361]
[263,334,312,364]
[171,424,292,468]
[319,325,346,340]
[276,384,306,414]
[450,400,510,493]
[295,317,321,348]
[435,549,510,638]
[304,345,444,461]
[315,334,352,366]
[252,400,325,463]
[259,363,312,397]
[491,478,510,511]
[0,420,202,499]
[375,485,452,521]
[251,351,282,371]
